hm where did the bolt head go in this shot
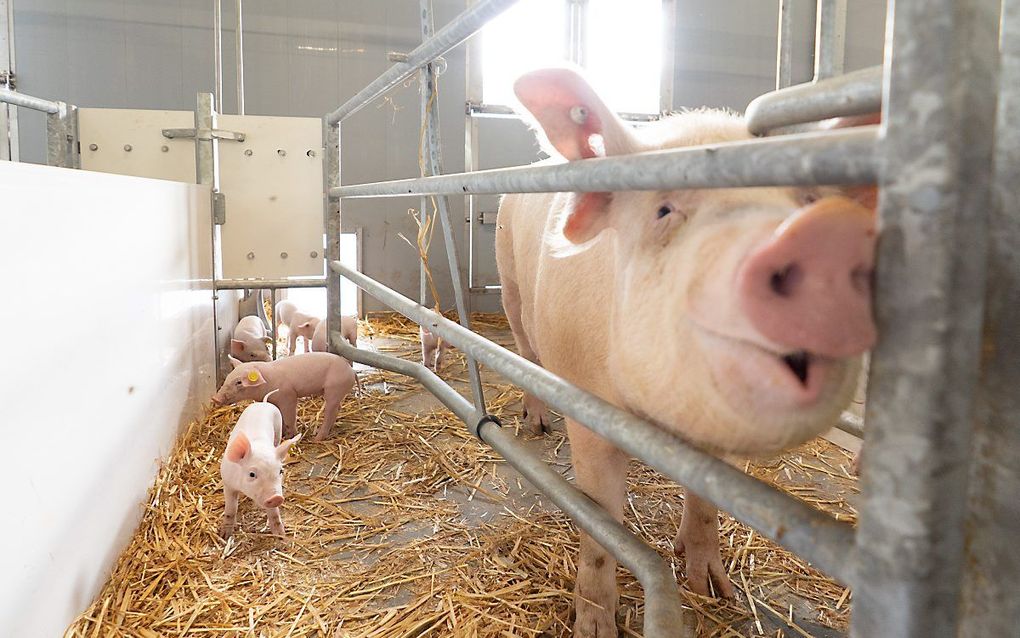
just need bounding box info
[310,251,319,258]
[277,149,286,157]
[161,145,169,152]
[244,149,253,157]
[124,144,132,152]
[88,143,98,151]
[280,252,289,259]
[246,251,255,260]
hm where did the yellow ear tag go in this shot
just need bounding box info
[247,371,260,382]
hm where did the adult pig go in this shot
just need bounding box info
[220,391,301,538]
[230,315,273,363]
[275,300,320,355]
[211,353,356,441]
[495,68,876,637]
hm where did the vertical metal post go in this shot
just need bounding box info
[235,0,244,115]
[420,0,485,412]
[959,0,1020,633]
[213,0,223,110]
[0,0,18,162]
[566,0,587,66]
[813,0,846,80]
[464,0,482,294]
[659,0,676,113]
[45,102,79,169]
[196,93,228,384]
[270,288,278,360]
[852,0,1001,635]
[775,0,793,90]
[323,120,342,355]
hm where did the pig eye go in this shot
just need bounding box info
[248,471,256,478]
[656,204,674,219]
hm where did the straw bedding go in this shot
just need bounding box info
[65,313,858,637]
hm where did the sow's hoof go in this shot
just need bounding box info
[522,394,552,435]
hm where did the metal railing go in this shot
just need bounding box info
[0,87,78,168]
[315,0,1015,636]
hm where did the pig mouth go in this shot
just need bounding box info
[780,350,812,386]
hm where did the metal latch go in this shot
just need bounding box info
[161,127,246,142]
[212,191,226,225]
[0,71,15,89]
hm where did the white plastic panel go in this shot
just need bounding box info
[78,108,196,182]
[0,160,217,638]
[218,114,324,279]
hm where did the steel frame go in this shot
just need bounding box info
[318,0,1016,635]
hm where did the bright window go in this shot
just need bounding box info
[481,0,664,114]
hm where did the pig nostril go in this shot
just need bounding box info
[769,264,802,298]
[851,267,873,294]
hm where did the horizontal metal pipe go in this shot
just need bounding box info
[332,128,878,199]
[466,101,660,123]
[325,0,520,125]
[331,260,859,586]
[836,411,864,439]
[746,66,882,135]
[214,278,327,290]
[0,88,60,114]
[329,333,687,636]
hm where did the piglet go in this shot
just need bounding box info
[219,390,301,538]
[275,300,320,355]
[212,353,356,441]
[420,326,453,371]
[230,315,273,362]
[311,315,359,352]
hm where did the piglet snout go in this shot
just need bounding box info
[264,495,284,508]
[737,197,877,358]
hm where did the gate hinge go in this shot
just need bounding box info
[212,191,226,225]
[162,127,246,142]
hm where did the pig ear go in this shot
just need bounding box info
[276,433,301,460]
[225,433,251,463]
[241,368,266,387]
[298,321,312,329]
[230,339,246,353]
[513,67,636,161]
[228,355,243,369]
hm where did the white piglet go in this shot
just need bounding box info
[219,390,301,538]
[230,315,273,362]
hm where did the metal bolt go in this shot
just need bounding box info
[88,143,98,151]
[161,145,169,152]
[280,252,289,259]
[124,144,132,152]
[277,149,286,157]
[246,251,255,260]
[244,149,253,157]
[306,149,316,158]
[310,251,319,258]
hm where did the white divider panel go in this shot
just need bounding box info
[78,108,195,182]
[218,114,324,280]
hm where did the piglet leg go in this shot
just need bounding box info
[315,373,356,442]
[272,391,299,439]
[266,507,285,537]
[220,487,239,538]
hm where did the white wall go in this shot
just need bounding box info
[0,161,218,637]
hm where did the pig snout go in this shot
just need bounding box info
[264,494,284,508]
[737,197,877,359]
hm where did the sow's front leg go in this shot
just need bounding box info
[674,491,735,597]
[568,418,628,638]
[501,276,552,435]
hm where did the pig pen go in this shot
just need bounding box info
[65,313,861,638]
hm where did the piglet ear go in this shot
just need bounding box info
[513,67,636,161]
[225,432,251,463]
[228,355,244,369]
[298,321,312,329]
[230,339,246,353]
[241,368,266,387]
[276,433,301,460]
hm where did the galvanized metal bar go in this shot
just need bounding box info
[196,92,228,385]
[213,0,223,110]
[775,0,793,90]
[566,0,587,66]
[325,0,520,125]
[851,0,1001,634]
[0,0,17,162]
[659,0,676,112]
[235,0,244,115]
[331,260,858,585]
[45,102,79,169]
[323,120,342,356]
[419,0,486,413]
[466,101,660,122]
[332,127,878,199]
[835,412,863,439]
[959,0,1020,633]
[270,288,277,360]
[813,0,847,81]
[214,278,327,290]
[746,65,882,135]
[0,88,60,114]
[329,334,688,637]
